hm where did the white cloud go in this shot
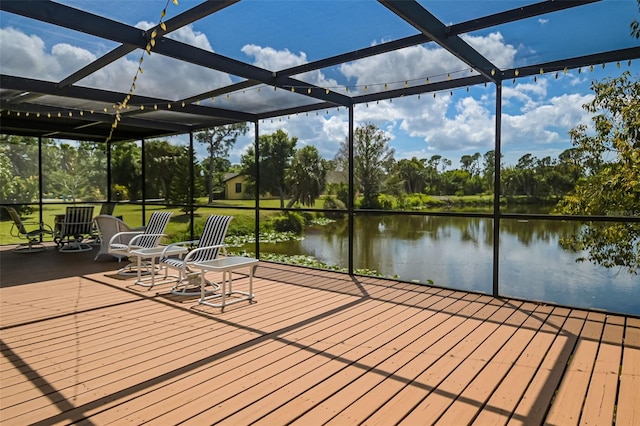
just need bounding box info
[134,20,213,51]
[241,44,306,70]
[461,32,517,69]
[0,27,86,80]
[0,25,231,100]
[241,43,339,91]
[416,96,495,151]
[339,32,516,94]
[340,44,466,90]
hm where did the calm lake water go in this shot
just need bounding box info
[260,214,639,316]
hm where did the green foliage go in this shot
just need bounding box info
[287,145,328,208]
[225,214,255,236]
[377,194,398,210]
[112,184,129,201]
[241,129,297,208]
[111,142,142,201]
[335,123,394,209]
[555,71,640,274]
[272,212,305,234]
[196,123,248,203]
[334,183,350,207]
[323,196,346,219]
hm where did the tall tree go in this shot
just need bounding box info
[286,145,327,207]
[555,71,640,274]
[394,157,427,194]
[483,150,495,192]
[196,123,248,203]
[241,129,297,208]
[144,139,185,200]
[111,142,142,201]
[168,146,204,212]
[335,123,395,209]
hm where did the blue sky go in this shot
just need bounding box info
[1,0,639,168]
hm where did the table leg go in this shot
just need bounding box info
[149,255,156,287]
[221,271,227,310]
[136,255,142,284]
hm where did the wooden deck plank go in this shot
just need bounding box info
[245,295,480,425]
[434,302,547,425]
[579,315,624,426]
[545,311,605,425]
[18,270,444,424]
[156,285,454,424]
[508,309,586,426]
[616,323,640,426]
[1,246,638,426]
[1,276,366,424]
[88,279,447,424]
[471,304,557,425]
[343,300,506,425]
[393,300,529,425]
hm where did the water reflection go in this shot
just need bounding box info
[261,215,639,315]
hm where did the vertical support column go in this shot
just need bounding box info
[141,138,146,226]
[106,140,112,201]
[348,106,354,275]
[254,121,261,259]
[189,131,195,240]
[37,135,43,229]
[493,82,502,297]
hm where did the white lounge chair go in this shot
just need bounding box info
[4,206,53,253]
[159,214,232,295]
[107,211,173,275]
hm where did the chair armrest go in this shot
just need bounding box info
[39,222,54,234]
[109,230,144,246]
[183,244,227,263]
[22,221,53,234]
[160,240,199,259]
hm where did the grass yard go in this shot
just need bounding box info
[0,199,287,246]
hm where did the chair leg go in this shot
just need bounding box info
[170,271,219,296]
[13,239,47,253]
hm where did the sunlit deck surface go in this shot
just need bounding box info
[1,244,639,426]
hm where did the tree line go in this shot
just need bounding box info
[0,117,620,211]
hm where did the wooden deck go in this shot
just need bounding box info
[1,244,639,425]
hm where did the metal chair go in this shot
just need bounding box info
[53,206,95,252]
[108,211,173,275]
[4,206,53,253]
[159,215,233,295]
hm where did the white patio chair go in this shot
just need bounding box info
[54,206,95,252]
[93,214,136,261]
[159,214,232,295]
[107,211,173,274]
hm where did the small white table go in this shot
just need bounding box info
[193,257,259,311]
[129,246,188,289]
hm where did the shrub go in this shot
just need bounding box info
[323,197,346,219]
[272,212,305,234]
[377,194,397,210]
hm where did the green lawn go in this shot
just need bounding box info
[0,200,286,245]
